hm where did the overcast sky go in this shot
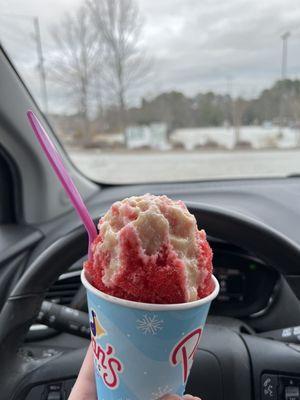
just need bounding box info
[1,0,300,113]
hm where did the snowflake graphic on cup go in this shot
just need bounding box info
[136,314,164,335]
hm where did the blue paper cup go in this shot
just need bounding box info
[81,270,219,400]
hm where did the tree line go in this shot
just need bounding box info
[51,79,300,140]
[102,79,300,133]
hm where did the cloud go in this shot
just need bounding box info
[136,0,300,98]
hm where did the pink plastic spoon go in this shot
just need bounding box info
[27,110,97,260]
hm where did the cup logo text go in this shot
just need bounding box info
[170,328,202,384]
[90,310,123,389]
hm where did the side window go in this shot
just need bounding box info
[0,146,19,223]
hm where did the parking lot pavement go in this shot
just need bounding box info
[68,148,300,184]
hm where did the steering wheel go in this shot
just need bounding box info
[0,204,300,400]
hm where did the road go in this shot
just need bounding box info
[68,148,300,184]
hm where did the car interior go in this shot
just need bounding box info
[1,15,300,400]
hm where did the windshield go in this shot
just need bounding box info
[1,1,300,183]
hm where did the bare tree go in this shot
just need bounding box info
[49,6,100,145]
[88,0,150,134]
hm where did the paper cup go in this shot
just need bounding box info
[81,270,219,400]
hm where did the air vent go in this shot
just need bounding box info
[45,270,81,306]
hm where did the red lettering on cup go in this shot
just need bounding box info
[90,310,124,390]
[92,337,124,389]
[104,357,123,388]
[92,337,107,369]
[170,328,202,383]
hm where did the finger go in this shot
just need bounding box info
[68,344,97,400]
[183,395,202,400]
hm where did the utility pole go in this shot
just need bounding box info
[233,97,240,147]
[225,76,233,127]
[0,14,49,114]
[33,17,48,114]
[226,76,232,97]
[226,77,240,147]
[281,31,290,80]
[279,32,291,132]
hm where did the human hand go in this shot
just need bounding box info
[68,344,97,400]
[68,345,201,400]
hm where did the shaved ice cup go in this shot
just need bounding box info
[81,270,219,400]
